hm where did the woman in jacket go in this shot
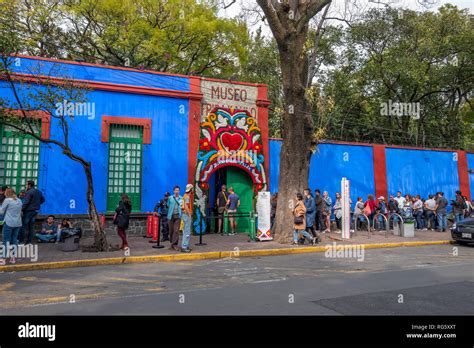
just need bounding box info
[303,188,317,239]
[292,193,315,245]
[364,194,377,223]
[0,188,23,265]
[333,192,342,233]
[114,193,132,251]
[322,191,332,233]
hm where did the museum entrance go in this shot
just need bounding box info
[207,166,254,233]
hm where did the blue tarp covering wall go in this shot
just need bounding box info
[468,153,474,200]
[11,56,190,91]
[385,148,459,207]
[270,140,466,208]
[269,140,375,204]
[1,57,191,215]
[309,143,375,205]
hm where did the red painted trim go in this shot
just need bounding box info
[188,76,201,183]
[457,150,471,201]
[7,73,203,101]
[373,145,388,200]
[258,85,270,188]
[15,54,191,79]
[101,116,152,144]
[4,109,51,139]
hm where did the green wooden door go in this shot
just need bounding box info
[226,167,253,232]
[106,124,143,212]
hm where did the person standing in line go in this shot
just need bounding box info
[376,196,387,230]
[0,188,23,265]
[19,180,45,244]
[413,195,424,230]
[354,197,365,231]
[394,191,406,212]
[154,192,170,242]
[435,191,448,232]
[304,188,320,242]
[402,194,413,220]
[314,189,323,232]
[333,192,342,233]
[364,194,377,223]
[322,191,332,233]
[0,185,7,236]
[292,192,315,245]
[423,194,436,230]
[226,187,240,235]
[167,186,183,251]
[216,185,228,234]
[114,193,132,251]
[388,194,400,229]
[180,184,194,253]
[453,190,466,223]
[463,196,473,218]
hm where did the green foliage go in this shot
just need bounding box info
[319,5,473,149]
[0,0,250,76]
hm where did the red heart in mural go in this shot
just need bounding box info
[221,132,244,152]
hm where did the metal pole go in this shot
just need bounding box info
[195,211,207,246]
[152,214,164,249]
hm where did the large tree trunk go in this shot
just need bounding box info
[273,35,315,244]
[83,162,108,251]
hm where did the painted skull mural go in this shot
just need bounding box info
[193,107,267,234]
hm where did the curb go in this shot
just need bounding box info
[0,240,454,273]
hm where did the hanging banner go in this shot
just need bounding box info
[341,177,351,239]
[256,191,272,241]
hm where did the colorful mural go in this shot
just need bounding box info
[193,107,267,234]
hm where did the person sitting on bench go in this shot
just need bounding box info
[36,215,59,243]
[56,218,73,243]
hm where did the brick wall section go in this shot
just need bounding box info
[35,213,149,237]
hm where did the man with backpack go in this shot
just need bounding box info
[154,192,170,242]
[453,190,466,223]
[19,180,45,244]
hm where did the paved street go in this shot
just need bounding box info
[0,244,473,315]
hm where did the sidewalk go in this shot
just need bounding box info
[0,229,453,272]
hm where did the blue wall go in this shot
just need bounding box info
[385,148,459,206]
[269,139,468,209]
[1,71,190,215]
[309,143,375,205]
[468,153,474,200]
[269,140,375,205]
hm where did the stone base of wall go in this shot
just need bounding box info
[35,213,149,237]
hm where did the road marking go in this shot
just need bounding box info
[251,278,287,284]
[144,287,166,292]
[19,276,104,287]
[0,282,15,292]
[103,276,162,284]
[0,291,118,309]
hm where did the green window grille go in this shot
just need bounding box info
[0,123,41,194]
[106,124,143,212]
